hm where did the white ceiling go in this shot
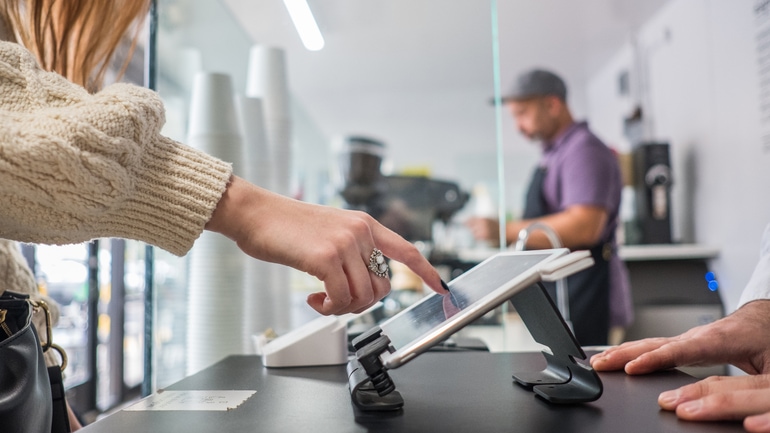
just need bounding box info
[219,0,669,180]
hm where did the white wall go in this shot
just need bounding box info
[587,0,770,311]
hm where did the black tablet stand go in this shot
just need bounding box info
[347,282,603,411]
[509,282,603,403]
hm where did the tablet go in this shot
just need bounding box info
[379,248,573,369]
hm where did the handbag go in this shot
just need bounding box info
[0,291,71,433]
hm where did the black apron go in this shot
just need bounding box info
[522,167,610,346]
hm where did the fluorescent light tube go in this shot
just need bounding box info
[282,0,325,51]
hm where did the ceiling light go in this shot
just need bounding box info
[282,0,325,51]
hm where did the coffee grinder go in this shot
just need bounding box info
[336,135,468,243]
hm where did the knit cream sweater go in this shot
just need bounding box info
[0,41,233,255]
[0,40,234,359]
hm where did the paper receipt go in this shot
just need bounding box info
[124,390,256,411]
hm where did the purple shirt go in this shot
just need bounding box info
[539,121,621,241]
[539,121,633,327]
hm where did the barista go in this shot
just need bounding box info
[467,68,631,346]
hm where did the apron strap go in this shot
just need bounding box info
[522,166,548,219]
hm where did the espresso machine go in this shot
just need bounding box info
[337,136,469,243]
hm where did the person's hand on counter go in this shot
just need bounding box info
[656,373,770,432]
[205,176,445,316]
[590,299,770,431]
[590,300,770,375]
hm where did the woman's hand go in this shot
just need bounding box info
[205,176,445,315]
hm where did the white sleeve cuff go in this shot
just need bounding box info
[737,223,770,308]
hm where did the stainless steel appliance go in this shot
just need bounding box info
[337,136,468,243]
[633,142,673,244]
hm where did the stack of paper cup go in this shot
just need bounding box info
[235,96,272,189]
[246,45,292,197]
[185,72,248,374]
[244,46,294,340]
[187,72,244,170]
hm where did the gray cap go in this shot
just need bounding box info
[496,68,567,103]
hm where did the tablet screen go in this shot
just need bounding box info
[379,251,562,368]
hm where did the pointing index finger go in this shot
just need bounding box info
[371,224,444,294]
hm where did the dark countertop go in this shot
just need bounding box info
[81,351,744,433]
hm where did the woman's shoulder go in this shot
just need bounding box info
[0,40,31,57]
[0,40,48,83]
[0,239,37,297]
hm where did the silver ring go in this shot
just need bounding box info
[368,248,389,278]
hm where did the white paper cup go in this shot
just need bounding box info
[188,72,241,138]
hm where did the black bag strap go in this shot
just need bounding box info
[48,366,72,433]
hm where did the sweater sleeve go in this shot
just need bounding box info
[0,41,233,256]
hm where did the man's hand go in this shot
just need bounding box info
[465,217,500,246]
[657,375,770,432]
[590,300,770,431]
[590,300,770,375]
[464,205,608,250]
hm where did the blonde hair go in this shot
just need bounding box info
[0,0,151,92]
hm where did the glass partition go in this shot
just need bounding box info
[150,0,682,390]
[152,0,511,388]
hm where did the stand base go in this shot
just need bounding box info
[510,283,603,403]
[513,352,602,404]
